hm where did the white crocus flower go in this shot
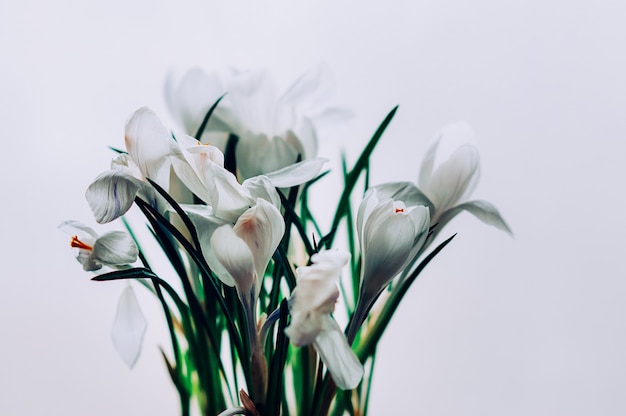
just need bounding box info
[58,220,138,271]
[349,188,430,339]
[59,221,145,368]
[285,249,363,390]
[418,122,512,236]
[170,128,327,223]
[86,107,173,223]
[166,66,347,180]
[210,199,285,347]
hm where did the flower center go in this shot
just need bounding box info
[70,236,93,251]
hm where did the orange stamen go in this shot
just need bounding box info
[70,235,93,251]
[395,207,405,213]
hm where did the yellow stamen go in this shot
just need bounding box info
[70,235,93,251]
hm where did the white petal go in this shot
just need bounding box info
[362,208,416,295]
[242,176,281,209]
[111,285,147,369]
[233,199,285,288]
[124,107,172,190]
[373,182,433,213]
[211,225,257,295]
[236,132,300,180]
[427,144,480,212]
[183,208,235,286]
[85,171,143,223]
[165,68,224,135]
[92,231,138,267]
[58,220,99,239]
[443,200,513,236]
[313,318,363,390]
[263,157,328,188]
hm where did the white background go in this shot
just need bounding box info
[1,1,625,415]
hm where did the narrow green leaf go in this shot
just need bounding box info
[194,93,226,139]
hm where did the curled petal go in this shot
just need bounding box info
[313,318,364,390]
[58,220,98,240]
[85,171,143,223]
[92,231,138,267]
[111,285,147,369]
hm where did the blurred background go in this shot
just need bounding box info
[1,1,625,415]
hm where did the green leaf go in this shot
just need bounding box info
[194,93,226,139]
[356,234,456,360]
[319,106,398,249]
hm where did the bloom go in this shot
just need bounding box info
[417,122,512,236]
[58,220,138,271]
[210,199,285,346]
[86,107,172,223]
[285,249,364,390]
[166,66,346,180]
[356,188,431,299]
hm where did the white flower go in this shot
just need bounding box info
[356,188,430,299]
[166,66,347,180]
[86,107,172,223]
[210,199,285,347]
[170,127,327,223]
[285,249,364,390]
[58,220,138,271]
[418,122,512,235]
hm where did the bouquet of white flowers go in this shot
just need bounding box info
[60,67,511,416]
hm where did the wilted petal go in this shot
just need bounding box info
[111,285,147,369]
[263,157,327,188]
[92,231,138,266]
[313,317,363,390]
[85,170,143,223]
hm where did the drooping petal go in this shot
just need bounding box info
[211,225,257,295]
[85,170,143,223]
[124,107,172,190]
[263,157,328,188]
[111,285,147,369]
[92,231,138,267]
[440,200,513,236]
[313,317,364,390]
[57,220,99,240]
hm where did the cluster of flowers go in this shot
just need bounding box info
[60,67,510,416]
